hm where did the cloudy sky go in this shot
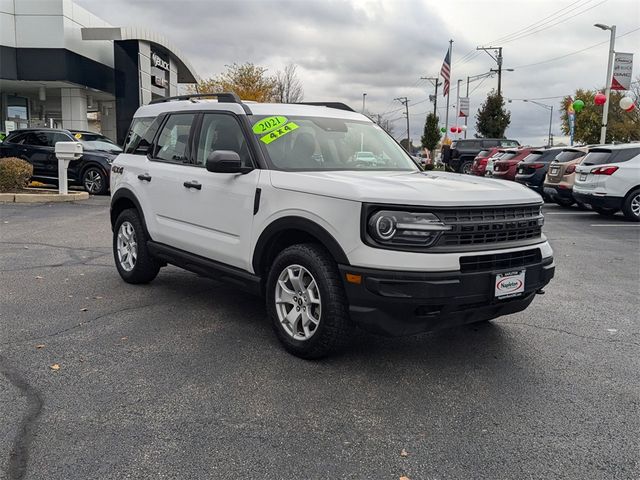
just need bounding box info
[77,0,640,146]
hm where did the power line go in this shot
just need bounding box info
[512,25,640,69]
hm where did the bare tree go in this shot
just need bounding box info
[367,112,395,136]
[274,63,304,103]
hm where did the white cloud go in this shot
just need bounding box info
[77,0,640,145]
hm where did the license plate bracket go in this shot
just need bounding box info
[495,270,525,299]
[580,173,587,181]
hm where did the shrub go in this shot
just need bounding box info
[0,157,33,192]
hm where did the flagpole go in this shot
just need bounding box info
[444,39,453,139]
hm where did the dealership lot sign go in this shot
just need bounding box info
[611,52,633,91]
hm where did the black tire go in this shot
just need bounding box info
[576,201,589,210]
[82,166,108,195]
[555,198,575,208]
[266,243,353,359]
[113,208,160,284]
[621,188,640,222]
[460,160,473,175]
[592,206,619,217]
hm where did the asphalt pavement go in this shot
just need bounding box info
[1,197,639,480]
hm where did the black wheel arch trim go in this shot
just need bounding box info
[252,216,350,273]
[110,188,151,238]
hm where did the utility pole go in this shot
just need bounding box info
[421,76,441,116]
[362,92,367,113]
[395,97,410,151]
[476,46,504,96]
[594,23,616,144]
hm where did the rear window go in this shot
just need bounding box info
[499,140,519,147]
[521,153,544,163]
[554,150,585,163]
[582,148,640,166]
[477,149,490,158]
[498,152,517,161]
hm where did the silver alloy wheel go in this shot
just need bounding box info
[116,221,137,272]
[631,193,640,218]
[84,169,103,194]
[275,264,321,341]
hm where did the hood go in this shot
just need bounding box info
[269,170,542,206]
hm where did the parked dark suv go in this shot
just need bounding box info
[448,138,520,174]
[0,128,120,194]
[515,147,564,196]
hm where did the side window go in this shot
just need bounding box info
[195,113,252,167]
[612,148,640,163]
[23,132,48,147]
[124,117,161,154]
[6,133,26,144]
[44,132,72,147]
[483,140,498,147]
[153,114,195,163]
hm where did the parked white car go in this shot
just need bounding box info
[110,94,555,358]
[573,144,640,221]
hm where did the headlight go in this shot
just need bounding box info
[367,210,451,247]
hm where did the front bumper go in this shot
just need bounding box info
[573,191,623,210]
[339,255,554,336]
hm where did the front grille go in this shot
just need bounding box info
[460,248,542,273]
[432,205,543,248]
[437,205,541,223]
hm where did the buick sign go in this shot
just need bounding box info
[151,52,169,71]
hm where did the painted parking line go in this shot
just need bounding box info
[590,224,640,227]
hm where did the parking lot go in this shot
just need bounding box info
[1,197,638,480]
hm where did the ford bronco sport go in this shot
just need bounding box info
[110,93,555,358]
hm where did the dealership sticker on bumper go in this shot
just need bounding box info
[495,270,525,299]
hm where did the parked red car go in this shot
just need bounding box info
[492,148,534,181]
[471,147,501,176]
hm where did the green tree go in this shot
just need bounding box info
[193,62,276,102]
[475,90,511,138]
[560,86,640,144]
[421,113,441,153]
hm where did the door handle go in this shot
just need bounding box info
[137,174,152,182]
[183,181,202,190]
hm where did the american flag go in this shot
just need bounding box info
[440,50,451,97]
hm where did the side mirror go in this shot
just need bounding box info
[134,144,150,155]
[206,150,252,174]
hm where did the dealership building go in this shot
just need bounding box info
[0,0,199,144]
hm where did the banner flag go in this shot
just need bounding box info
[459,97,469,117]
[611,52,633,91]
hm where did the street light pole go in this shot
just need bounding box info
[518,99,554,146]
[595,23,616,144]
[362,92,367,114]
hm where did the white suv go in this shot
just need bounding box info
[110,93,555,358]
[573,144,640,221]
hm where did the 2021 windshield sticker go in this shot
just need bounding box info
[252,116,288,135]
[259,122,299,144]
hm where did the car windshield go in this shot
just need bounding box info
[554,150,584,163]
[73,132,122,153]
[252,115,418,171]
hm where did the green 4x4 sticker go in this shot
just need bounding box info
[252,116,288,134]
[259,122,299,144]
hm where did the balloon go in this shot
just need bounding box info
[620,97,636,112]
[594,93,607,106]
[456,126,463,133]
[440,127,446,133]
[450,126,457,133]
[461,125,468,131]
[572,99,585,112]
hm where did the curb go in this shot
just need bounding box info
[0,190,90,203]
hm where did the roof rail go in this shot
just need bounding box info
[149,93,252,114]
[295,102,355,112]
